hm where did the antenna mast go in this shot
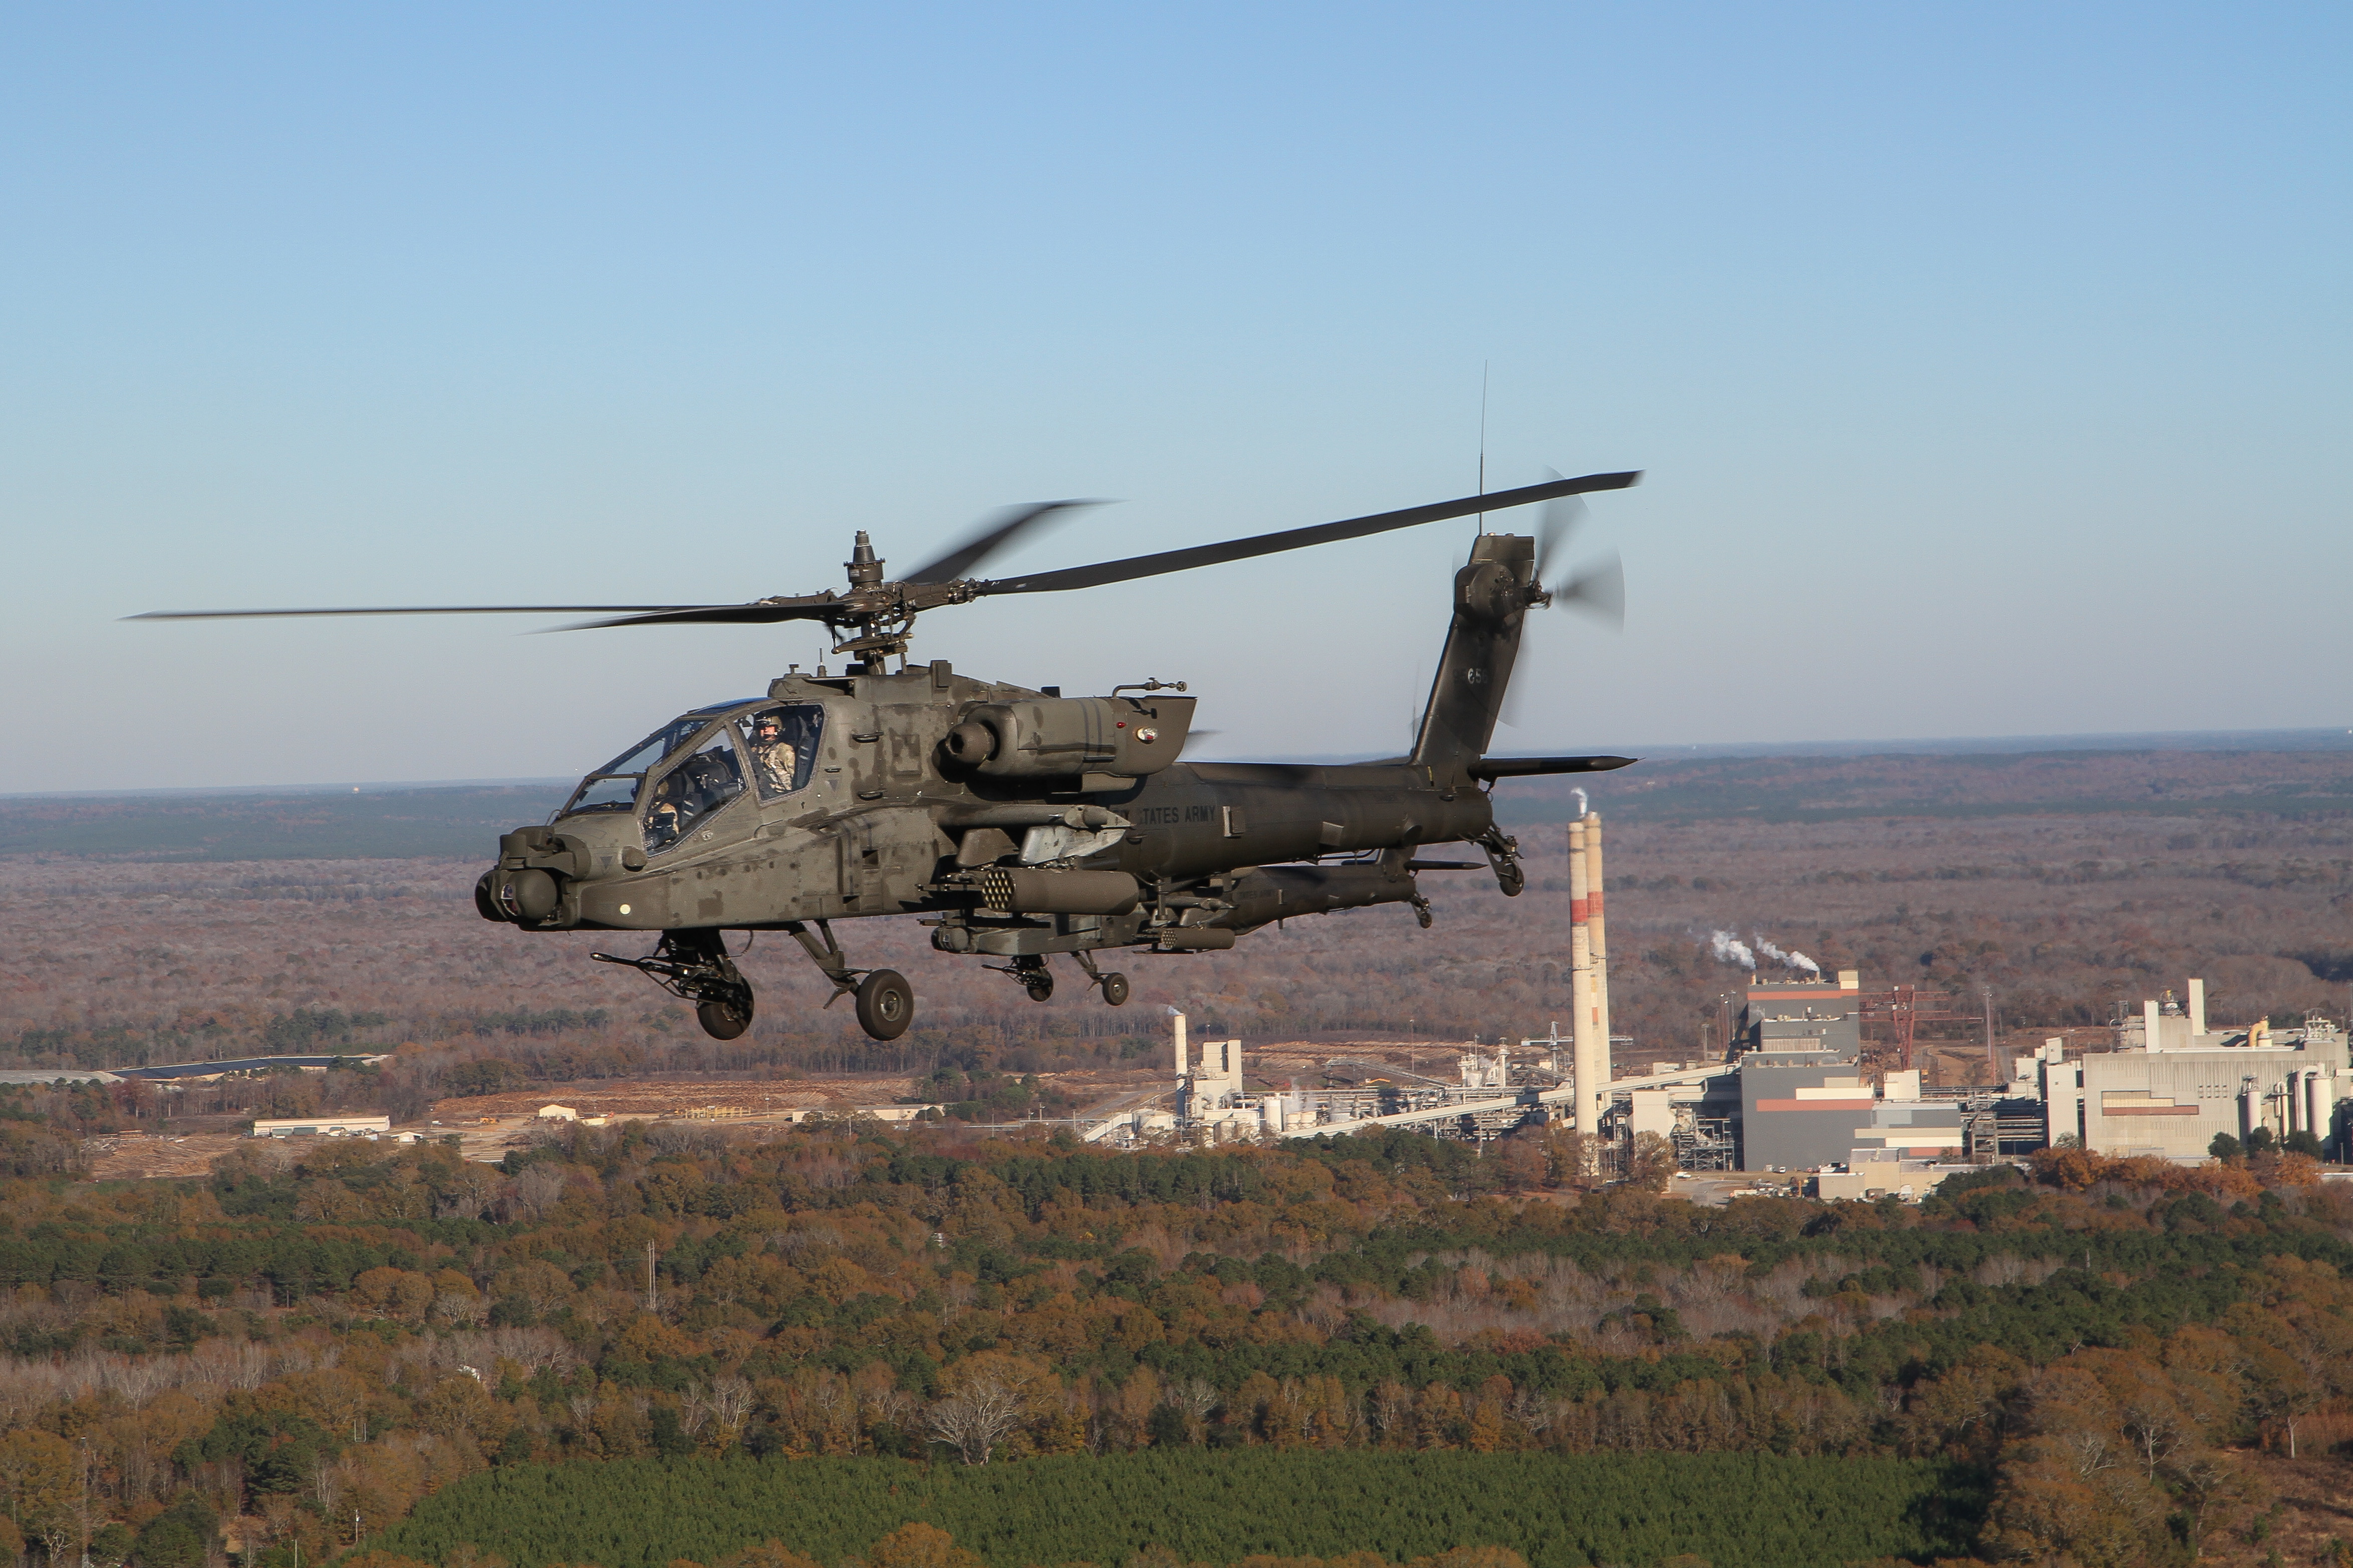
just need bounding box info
[1475,360,1489,536]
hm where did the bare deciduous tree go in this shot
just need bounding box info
[926,1377,1024,1466]
[682,1377,756,1452]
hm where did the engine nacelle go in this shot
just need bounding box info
[948,695,1195,781]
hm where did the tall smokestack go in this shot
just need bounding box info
[2188,978,2206,1037]
[1568,820,1602,1135]
[1172,1010,1188,1076]
[1585,812,1611,1082]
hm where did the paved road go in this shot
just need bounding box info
[110,1055,389,1079]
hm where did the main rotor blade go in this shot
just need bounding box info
[973,470,1640,596]
[126,604,705,620]
[562,597,841,630]
[902,500,1104,585]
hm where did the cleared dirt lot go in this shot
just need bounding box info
[84,1131,246,1181]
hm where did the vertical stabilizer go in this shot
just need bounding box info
[1411,533,1534,777]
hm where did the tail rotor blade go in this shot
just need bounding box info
[1506,548,1626,728]
[1532,468,1588,582]
[1557,551,1625,626]
[1498,676,1529,731]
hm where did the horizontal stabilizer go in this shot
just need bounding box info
[1468,755,1637,780]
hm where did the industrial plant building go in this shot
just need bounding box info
[248,1114,394,1138]
[2023,981,2348,1161]
[1085,806,2349,1188]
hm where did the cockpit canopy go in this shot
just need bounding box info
[560,699,825,853]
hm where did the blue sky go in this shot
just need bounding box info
[4,4,2345,791]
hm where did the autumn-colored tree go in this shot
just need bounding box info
[1982,1436,2158,1568]
[716,1542,826,1568]
[866,1523,983,1568]
[352,1266,435,1322]
[1626,1132,1677,1194]
[0,1429,76,1551]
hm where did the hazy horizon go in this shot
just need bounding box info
[8,722,2349,802]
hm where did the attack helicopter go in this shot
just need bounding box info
[135,472,1639,1042]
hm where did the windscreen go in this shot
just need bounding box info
[559,715,716,816]
[644,731,748,853]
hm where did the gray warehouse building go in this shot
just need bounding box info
[1729,973,1967,1170]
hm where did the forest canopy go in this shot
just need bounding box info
[0,1124,2348,1568]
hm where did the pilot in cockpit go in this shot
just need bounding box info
[644,774,688,849]
[748,710,798,795]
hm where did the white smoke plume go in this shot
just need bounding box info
[1571,788,1590,817]
[1709,930,1755,969]
[1753,934,1821,975]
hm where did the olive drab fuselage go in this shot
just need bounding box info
[479,663,1499,950]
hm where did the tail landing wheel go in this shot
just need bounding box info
[1068,948,1128,1006]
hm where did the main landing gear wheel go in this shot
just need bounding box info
[696,997,752,1041]
[1099,972,1130,1006]
[855,969,914,1041]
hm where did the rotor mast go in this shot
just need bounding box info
[818,530,970,672]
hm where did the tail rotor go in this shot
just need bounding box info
[1499,468,1629,730]
[1531,468,1626,627]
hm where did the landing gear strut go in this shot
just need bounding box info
[596,922,918,1044]
[593,930,756,1041]
[1070,948,1131,1006]
[783,918,915,1043]
[1475,827,1526,898]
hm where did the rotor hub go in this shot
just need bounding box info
[844,530,886,589]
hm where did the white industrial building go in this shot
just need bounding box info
[248,1114,394,1138]
[2021,980,2348,1160]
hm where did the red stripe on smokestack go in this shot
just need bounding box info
[1588,890,1603,920]
[1570,897,1588,923]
